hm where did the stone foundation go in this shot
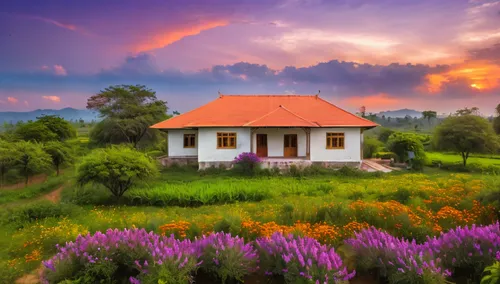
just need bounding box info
[198,161,233,170]
[311,161,361,168]
[260,159,312,170]
[158,156,198,167]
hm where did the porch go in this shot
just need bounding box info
[250,127,311,160]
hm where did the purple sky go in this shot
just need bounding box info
[0,0,499,115]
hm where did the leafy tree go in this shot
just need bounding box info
[377,127,395,143]
[77,146,158,200]
[87,85,168,148]
[36,115,77,141]
[422,110,437,126]
[15,122,58,142]
[363,137,384,158]
[493,104,500,135]
[0,140,20,187]
[434,115,498,166]
[387,132,426,170]
[455,107,480,116]
[43,141,74,176]
[13,141,52,186]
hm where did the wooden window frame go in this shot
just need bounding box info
[326,132,345,149]
[217,132,237,149]
[183,134,196,148]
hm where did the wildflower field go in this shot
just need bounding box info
[1,168,499,283]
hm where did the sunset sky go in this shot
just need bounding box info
[0,0,499,115]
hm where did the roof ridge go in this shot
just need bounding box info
[243,105,318,127]
[316,96,380,127]
[221,94,317,97]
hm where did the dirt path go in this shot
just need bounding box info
[1,174,48,190]
[40,185,63,203]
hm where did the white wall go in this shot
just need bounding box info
[310,128,361,162]
[198,128,251,162]
[252,128,307,157]
[167,130,198,157]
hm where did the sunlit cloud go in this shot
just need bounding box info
[24,100,29,107]
[7,97,18,104]
[53,65,67,76]
[341,93,403,112]
[42,95,61,102]
[420,61,500,93]
[134,21,229,53]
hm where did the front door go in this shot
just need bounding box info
[256,134,268,157]
[284,134,298,157]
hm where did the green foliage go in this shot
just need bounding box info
[493,104,500,135]
[0,139,19,187]
[87,84,168,147]
[377,127,395,143]
[481,262,500,284]
[422,110,437,126]
[43,141,75,175]
[434,115,499,166]
[363,136,384,158]
[15,122,57,142]
[0,201,79,228]
[13,141,52,185]
[374,151,398,160]
[36,115,77,141]
[0,176,65,204]
[77,146,159,200]
[387,132,426,169]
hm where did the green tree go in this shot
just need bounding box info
[455,107,480,116]
[86,84,168,148]
[13,141,52,186]
[0,140,20,187]
[363,137,384,158]
[77,146,158,200]
[434,115,498,166]
[36,115,77,141]
[43,141,74,176]
[15,122,58,142]
[422,110,437,126]
[387,132,426,170]
[493,104,500,135]
[377,127,395,143]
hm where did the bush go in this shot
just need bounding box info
[232,152,261,175]
[374,151,398,160]
[1,201,79,228]
[387,132,427,170]
[77,146,158,200]
[363,137,384,158]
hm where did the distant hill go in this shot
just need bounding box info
[377,109,422,118]
[0,108,100,123]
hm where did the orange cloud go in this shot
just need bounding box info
[134,21,228,52]
[341,93,402,112]
[53,65,67,76]
[7,97,18,104]
[421,61,500,93]
[42,96,61,102]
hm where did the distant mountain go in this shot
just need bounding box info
[0,108,100,123]
[377,109,422,118]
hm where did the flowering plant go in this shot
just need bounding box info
[233,152,261,175]
[42,228,198,284]
[193,232,258,283]
[256,232,355,283]
[345,227,450,283]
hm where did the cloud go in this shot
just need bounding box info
[53,65,67,76]
[42,95,61,102]
[7,97,18,104]
[24,100,29,107]
[133,21,229,53]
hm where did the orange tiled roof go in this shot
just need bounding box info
[150,95,378,129]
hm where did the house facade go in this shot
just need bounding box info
[151,94,378,169]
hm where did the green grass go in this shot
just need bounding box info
[0,176,66,205]
[427,152,500,166]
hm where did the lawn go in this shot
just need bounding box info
[427,152,500,166]
[1,168,499,283]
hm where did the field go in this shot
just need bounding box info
[1,166,499,283]
[427,152,500,166]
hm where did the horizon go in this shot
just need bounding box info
[0,0,499,115]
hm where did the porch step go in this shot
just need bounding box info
[361,160,393,173]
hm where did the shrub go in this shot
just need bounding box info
[256,232,355,283]
[424,222,500,282]
[374,151,398,160]
[193,232,258,283]
[345,227,450,283]
[77,146,158,200]
[1,201,78,228]
[42,229,198,284]
[363,137,384,158]
[481,260,500,284]
[387,132,427,170]
[232,152,261,175]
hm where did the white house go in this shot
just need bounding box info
[151,94,378,169]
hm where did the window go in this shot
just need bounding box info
[183,134,196,148]
[217,132,237,149]
[326,132,345,149]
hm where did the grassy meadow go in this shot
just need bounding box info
[1,165,499,283]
